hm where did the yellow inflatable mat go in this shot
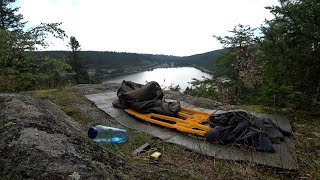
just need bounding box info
[125,107,212,136]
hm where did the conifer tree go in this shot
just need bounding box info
[0,0,25,30]
[260,0,320,107]
[68,36,81,83]
[68,36,90,84]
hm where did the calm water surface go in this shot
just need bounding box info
[104,67,212,90]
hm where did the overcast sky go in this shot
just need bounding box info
[17,0,278,56]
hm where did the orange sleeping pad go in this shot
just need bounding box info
[125,107,212,136]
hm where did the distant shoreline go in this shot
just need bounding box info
[97,64,213,82]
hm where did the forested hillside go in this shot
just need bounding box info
[34,49,224,71]
[35,51,156,69]
[182,49,227,71]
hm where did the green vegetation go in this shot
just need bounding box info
[32,49,224,79]
[183,2,320,176]
[0,0,69,92]
[188,0,320,112]
[68,36,82,84]
[32,88,95,128]
[67,36,95,84]
[260,0,320,109]
[0,1,99,92]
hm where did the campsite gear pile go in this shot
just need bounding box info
[113,80,291,152]
[205,111,291,152]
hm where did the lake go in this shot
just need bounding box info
[103,67,212,90]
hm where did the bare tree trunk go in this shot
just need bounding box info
[312,79,320,105]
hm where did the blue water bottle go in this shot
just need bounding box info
[88,125,128,143]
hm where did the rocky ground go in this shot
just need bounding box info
[0,93,127,179]
[1,83,319,179]
[0,83,222,179]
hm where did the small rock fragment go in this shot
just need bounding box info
[69,172,80,180]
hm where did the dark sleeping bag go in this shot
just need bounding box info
[205,111,292,152]
[113,80,181,117]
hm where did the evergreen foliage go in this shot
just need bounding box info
[0,0,69,92]
[189,0,320,110]
[260,0,320,108]
[187,25,262,104]
[32,48,225,75]
[0,0,25,30]
[68,36,81,83]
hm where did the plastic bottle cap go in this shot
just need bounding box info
[88,127,98,139]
